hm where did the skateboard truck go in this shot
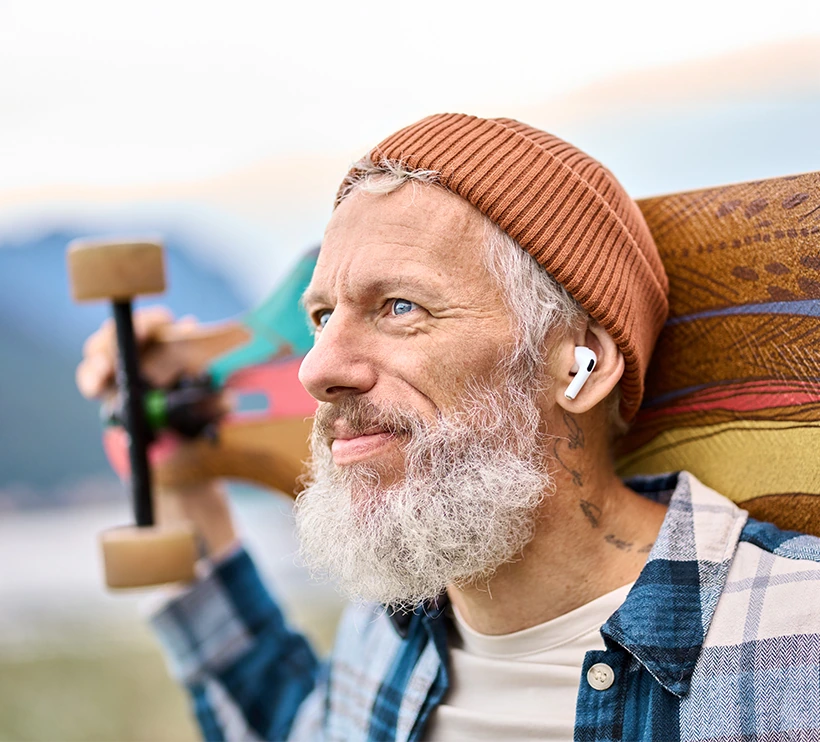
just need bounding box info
[102,374,224,440]
[67,238,198,589]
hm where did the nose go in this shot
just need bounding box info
[298,313,377,402]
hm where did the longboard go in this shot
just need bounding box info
[100,172,820,537]
[620,171,820,534]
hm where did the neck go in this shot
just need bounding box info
[446,416,668,636]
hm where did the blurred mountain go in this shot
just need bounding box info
[0,225,250,507]
[2,41,818,304]
[2,39,818,509]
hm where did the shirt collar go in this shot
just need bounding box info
[389,595,448,639]
[601,471,747,696]
[389,471,747,699]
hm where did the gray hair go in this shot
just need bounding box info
[339,157,627,437]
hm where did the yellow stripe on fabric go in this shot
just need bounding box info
[616,421,820,504]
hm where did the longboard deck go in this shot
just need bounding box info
[102,174,820,536]
[620,171,820,534]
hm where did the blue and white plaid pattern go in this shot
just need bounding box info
[152,472,820,741]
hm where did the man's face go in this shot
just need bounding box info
[296,184,553,605]
[299,183,517,479]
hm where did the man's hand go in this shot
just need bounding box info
[77,306,239,561]
[78,305,195,397]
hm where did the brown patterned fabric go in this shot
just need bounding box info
[340,113,669,422]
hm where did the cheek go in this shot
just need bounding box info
[391,332,509,411]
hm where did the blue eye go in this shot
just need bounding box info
[316,310,332,329]
[391,299,417,316]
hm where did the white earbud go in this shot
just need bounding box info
[564,347,597,400]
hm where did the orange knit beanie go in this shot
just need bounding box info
[339,113,669,421]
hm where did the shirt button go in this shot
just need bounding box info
[587,663,615,690]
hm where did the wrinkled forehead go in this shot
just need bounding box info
[327,181,486,248]
[310,183,495,296]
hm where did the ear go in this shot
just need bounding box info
[552,321,624,415]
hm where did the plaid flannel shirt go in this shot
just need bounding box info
[151,471,820,741]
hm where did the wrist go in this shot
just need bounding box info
[155,480,239,559]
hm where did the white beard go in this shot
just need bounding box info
[294,365,553,607]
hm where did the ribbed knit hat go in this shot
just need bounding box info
[338,113,669,421]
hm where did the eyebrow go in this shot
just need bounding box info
[302,275,441,309]
[300,286,323,309]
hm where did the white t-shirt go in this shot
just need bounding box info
[423,582,633,741]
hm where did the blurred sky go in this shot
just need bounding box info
[1,0,819,302]
[2,0,819,189]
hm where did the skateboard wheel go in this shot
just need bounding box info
[67,238,166,302]
[100,524,198,589]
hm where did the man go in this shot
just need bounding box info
[77,114,820,741]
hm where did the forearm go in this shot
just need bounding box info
[150,545,322,741]
[150,481,324,739]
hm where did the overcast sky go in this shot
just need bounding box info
[2,0,819,191]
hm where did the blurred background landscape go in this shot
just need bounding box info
[1,0,819,739]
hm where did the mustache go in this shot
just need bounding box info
[313,397,426,440]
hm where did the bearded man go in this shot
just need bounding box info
[77,114,820,741]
